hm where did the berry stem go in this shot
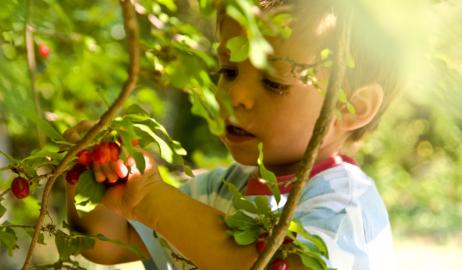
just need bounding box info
[21,1,140,269]
[251,8,353,270]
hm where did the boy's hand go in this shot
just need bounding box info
[93,159,130,183]
[99,150,162,220]
[63,120,163,219]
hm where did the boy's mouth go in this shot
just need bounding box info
[225,124,256,142]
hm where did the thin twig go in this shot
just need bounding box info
[0,188,11,198]
[21,1,140,269]
[25,0,45,147]
[251,8,353,270]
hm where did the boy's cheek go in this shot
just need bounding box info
[216,91,234,118]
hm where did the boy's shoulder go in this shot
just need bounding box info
[301,162,381,207]
[179,163,255,209]
[297,163,395,270]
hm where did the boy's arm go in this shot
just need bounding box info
[130,181,312,270]
[66,184,149,265]
[131,181,258,269]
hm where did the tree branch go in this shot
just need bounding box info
[25,0,45,147]
[251,9,353,270]
[21,1,140,269]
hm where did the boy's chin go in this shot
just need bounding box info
[228,152,259,167]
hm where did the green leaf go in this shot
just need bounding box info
[249,36,272,69]
[346,102,356,114]
[24,228,46,245]
[142,119,188,159]
[233,227,260,245]
[128,147,146,174]
[124,104,150,116]
[255,196,271,215]
[115,121,146,173]
[226,36,249,62]
[2,31,14,41]
[338,88,347,104]
[224,211,258,230]
[2,43,16,59]
[134,123,174,164]
[156,0,177,11]
[299,253,327,270]
[76,170,105,204]
[0,227,18,255]
[23,148,65,164]
[271,13,293,39]
[257,143,280,203]
[233,197,258,214]
[55,230,96,260]
[96,233,147,258]
[224,181,258,213]
[189,90,225,136]
[226,3,248,27]
[289,220,329,257]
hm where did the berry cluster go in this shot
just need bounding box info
[255,233,293,270]
[65,141,121,185]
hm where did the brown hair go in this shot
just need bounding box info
[217,0,403,142]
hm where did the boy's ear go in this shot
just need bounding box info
[336,83,384,131]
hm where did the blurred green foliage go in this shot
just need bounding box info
[0,0,461,267]
[358,0,462,239]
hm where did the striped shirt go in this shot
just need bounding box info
[130,161,396,270]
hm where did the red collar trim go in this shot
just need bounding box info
[244,155,357,196]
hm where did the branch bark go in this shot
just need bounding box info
[21,1,140,268]
[251,9,353,270]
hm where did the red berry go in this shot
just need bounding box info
[11,177,30,199]
[256,232,268,253]
[65,164,86,185]
[131,138,139,146]
[270,258,289,270]
[92,143,111,164]
[256,240,266,253]
[108,141,121,161]
[38,43,50,59]
[77,149,93,166]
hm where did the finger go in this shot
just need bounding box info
[102,163,119,183]
[93,163,106,182]
[126,156,135,167]
[111,160,128,178]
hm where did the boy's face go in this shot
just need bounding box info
[217,16,338,175]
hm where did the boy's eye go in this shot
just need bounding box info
[218,67,238,81]
[262,78,290,94]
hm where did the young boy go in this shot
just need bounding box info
[66,1,400,269]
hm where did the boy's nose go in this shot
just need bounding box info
[227,78,255,110]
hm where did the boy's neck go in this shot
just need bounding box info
[264,150,340,177]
